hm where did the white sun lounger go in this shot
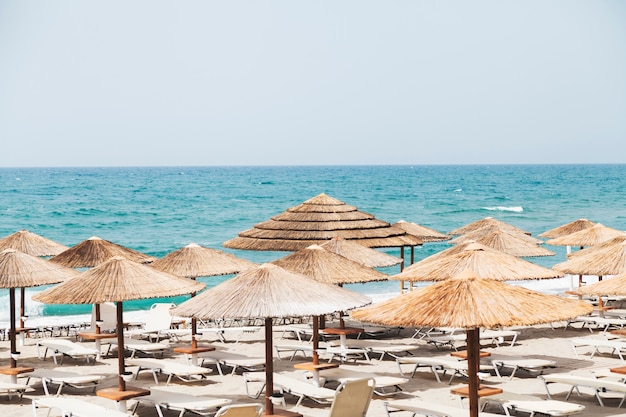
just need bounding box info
[539,373,626,407]
[384,398,503,417]
[36,339,99,365]
[243,372,337,407]
[104,338,169,358]
[480,392,585,416]
[197,326,262,343]
[23,369,105,396]
[0,381,30,400]
[396,356,493,384]
[328,339,420,361]
[426,329,519,350]
[571,337,626,362]
[489,355,557,380]
[132,387,232,417]
[128,358,213,385]
[32,396,129,417]
[313,368,409,396]
[275,343,317,361]
[197,350,265,375]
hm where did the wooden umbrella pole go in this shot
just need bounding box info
[466,328,479,417]
[312,316,319,365]
[116,302,126,391]
[264,317,274,415]
[9,288,17,368]
[19,287,26,328]
[95,303,101,334]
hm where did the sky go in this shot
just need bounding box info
[1,1,625,167]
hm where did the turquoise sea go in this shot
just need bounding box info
[1,165,626,323]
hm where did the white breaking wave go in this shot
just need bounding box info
[482,206,524,212]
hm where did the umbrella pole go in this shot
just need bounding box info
[19,287,26,329]
[116,301,126,391]
[95,303,101,334]
[312,316,319,365]
[467,328,479,417]
[265,317,274,415]
[9,288,17,368]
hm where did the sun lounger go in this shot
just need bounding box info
[384,398,503,417]
[539,373,626,407]
[313,368,409,396]
[480,392,585,416]
[125,303,191,342]
[197,350,265,375]
[104,337,169,358]
[32,396,129,417]
[23,369,104,396]
[275,343,317,361]
[0,381,30,400]
[489,354,557,380]
[426,329,519,350]
[570,337,626,362]
[127,358,213,385]
[197,326,262,343]
[214,403,264,417]
[396,356,493,384]
[566,316,626,334]
[328,339,420,360]
[243,372,337,407]
[279,325,314,342]
[36,338,99,364]
[327,378,375,417]
[132,387,232,417]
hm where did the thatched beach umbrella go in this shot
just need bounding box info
[539,218,596,239]
[0,230,69,328]
[223,193,422,252]
[553,240,626,287]
[33,256,204,394]
[172,263,371,415]
[351,269,593,417]
[392,220,451,243]
[451,230,555,258]
[151,243,257,348]
[0,249,78,369]
[319,236,403,268]
[577,271,626,297]
[567,236,626,260]
[546,223,626,248]
[0,230,68,256]
[450,225,543,246]
[448,217,531,237]
[392,242,563,283]
[50,236,156,268]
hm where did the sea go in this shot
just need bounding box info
[1,164,625,325]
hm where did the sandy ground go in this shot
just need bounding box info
[3,319,626,417]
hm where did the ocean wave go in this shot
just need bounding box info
[482,206,524,212]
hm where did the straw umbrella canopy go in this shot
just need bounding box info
[351,269,593,417]
[50,236,156,268]
[319,236,403,268]
[451,230,555,258]
[450,225,543,245]
[0,230,68,256]
[553,240,626,278]
[577,271,626,297]
[223,193,423,251]
[567,236,626,260]
[33,256,204,393]
[448,217,531,237]
[546,223,626,248]
[0,230,69,328]
[171,262,371,416]
[392,242,563,283]
[392,220,451,243]
[0,249,78,369]
[150,243,257,347]
[272,245,389,285]
[539,218,596,239]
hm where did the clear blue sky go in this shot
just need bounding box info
[1,1,625,167]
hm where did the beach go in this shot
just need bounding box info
[3,316,626,416]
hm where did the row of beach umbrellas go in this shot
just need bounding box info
[2,193,626,417]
